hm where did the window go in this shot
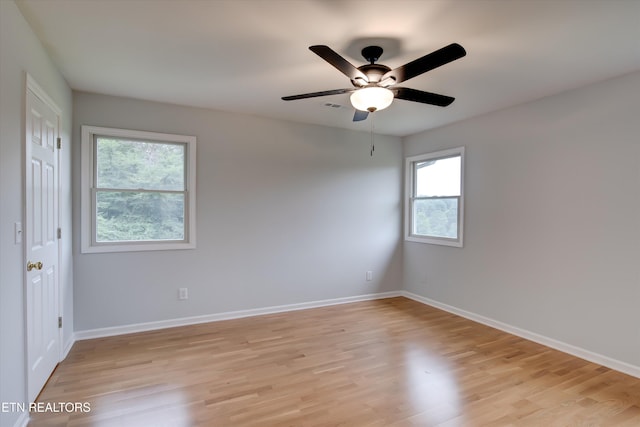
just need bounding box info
[81,126,196,253]
[405,147,464,247]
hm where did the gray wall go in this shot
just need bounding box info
[72,92,403,331]
[404,71,640,368]
[0,1,73,426]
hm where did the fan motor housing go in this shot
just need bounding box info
[352,63,391,86]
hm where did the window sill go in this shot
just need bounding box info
[81,241,196,254]
[405,235,463,247]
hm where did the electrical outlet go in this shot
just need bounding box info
[366,271,373,281]
[178,288,188,300]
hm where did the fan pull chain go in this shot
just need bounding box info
[370,112,375,157]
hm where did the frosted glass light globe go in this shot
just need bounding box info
[350,87,394,112]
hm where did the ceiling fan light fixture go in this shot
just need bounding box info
[350,86,394,112]
[283,43,466,122]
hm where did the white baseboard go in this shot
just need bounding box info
[75,291,402,341]
[62,333,76,359]
[402,291,640,379]
[12,412,29,427]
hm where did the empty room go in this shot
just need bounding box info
[1,0,639,426]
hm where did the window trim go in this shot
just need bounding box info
[405,146,465,247]
[81,125,196,253]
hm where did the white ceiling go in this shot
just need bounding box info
[17,0,640,137]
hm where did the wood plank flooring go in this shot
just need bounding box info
[29,297,640,426]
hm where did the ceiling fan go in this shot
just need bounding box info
[282,43,466,122]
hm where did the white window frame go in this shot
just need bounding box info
[81,125,196,253]
[405,146,465,247]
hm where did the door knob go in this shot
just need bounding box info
[27,261,43,271]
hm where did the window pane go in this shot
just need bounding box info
[415,156,461,197]
[413,197,458,239]
[96,137,185,191]
[96,191,185,242]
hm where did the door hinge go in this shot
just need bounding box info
[57,228,62,239]
[58,316,62,329]
[57,137,61,149]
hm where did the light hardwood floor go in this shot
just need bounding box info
[29,297,640,426]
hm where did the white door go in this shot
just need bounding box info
[25,78,61,402]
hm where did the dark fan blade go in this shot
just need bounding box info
[282,88,354,101]
[309,45,369,82]
[353,110,369,122]
[382,43,466,84]
[394,87,455,107]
